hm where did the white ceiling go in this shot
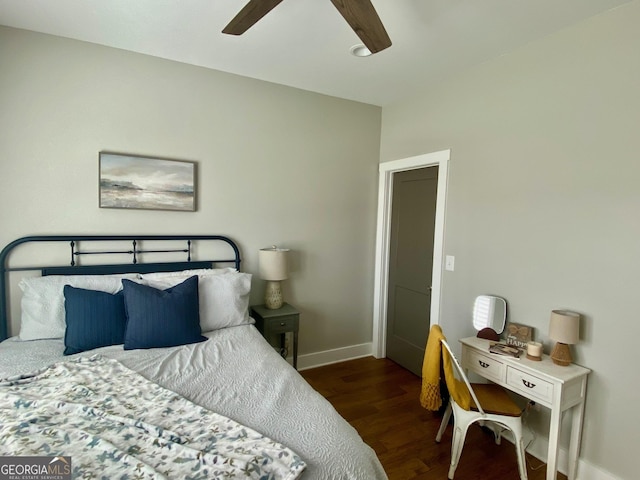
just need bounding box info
[0,0,631,106]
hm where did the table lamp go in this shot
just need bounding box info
[259,246,289,309]
[549,310,580,366]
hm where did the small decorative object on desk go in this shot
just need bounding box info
[506,322,532,349]
[476,327,500,341]
[526,341,543,361]
[489,342,522,358]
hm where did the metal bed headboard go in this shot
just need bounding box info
[0,235,242,341]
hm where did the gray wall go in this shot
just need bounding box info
[3,2,638,476]
[380,2,639,478]
[0,26,382,355]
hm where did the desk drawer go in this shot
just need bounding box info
[506,367,553,404]
[464,349,505,383]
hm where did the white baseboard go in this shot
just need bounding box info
[296,342,373,371]
[495,425,620,480]
[526,437,621,480]
[576,462,623,480]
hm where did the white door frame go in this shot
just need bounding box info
[372,150,450,358]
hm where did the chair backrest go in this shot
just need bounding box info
[440,339,486,415]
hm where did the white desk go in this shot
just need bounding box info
[460,337,590,480]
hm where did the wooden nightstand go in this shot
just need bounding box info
[250,303,299,369]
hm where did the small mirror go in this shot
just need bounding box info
[473,295,507,334]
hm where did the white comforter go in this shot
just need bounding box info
[0,325,388,480]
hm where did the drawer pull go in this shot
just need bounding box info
[280,322,286,326]
[522,379,536,389]
[478,361,490,368]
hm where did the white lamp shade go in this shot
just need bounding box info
[259,247,289,281]
[549,310,580,344]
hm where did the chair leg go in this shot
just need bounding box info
[435,401,452,443]
[516,435,528,480]
[487,422,503,445]
[509,420,528,480]
[448,417,471,479]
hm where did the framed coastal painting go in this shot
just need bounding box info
[99,152,196,211]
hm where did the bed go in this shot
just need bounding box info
[0,235,387,479]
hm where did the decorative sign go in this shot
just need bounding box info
[506,323,532,349]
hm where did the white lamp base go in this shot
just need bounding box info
[264,280,283,309]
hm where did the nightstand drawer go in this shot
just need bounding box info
[506,366,553,405]
[266,315,298,334]
[463,349,505,383]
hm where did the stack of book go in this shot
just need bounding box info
[489,342,523,358]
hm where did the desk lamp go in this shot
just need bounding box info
[549,310,580,366]
[259,246,289,309]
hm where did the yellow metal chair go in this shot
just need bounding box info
[435,339,528,480]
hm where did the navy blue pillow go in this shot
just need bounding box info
[122,276,205,350]
[63,285,127,356]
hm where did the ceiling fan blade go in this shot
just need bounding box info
[222,0,285,35]
[330,0,391,53]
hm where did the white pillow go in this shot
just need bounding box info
[142,271,252,332]
[141,268,236,280]
[18,274,138,341]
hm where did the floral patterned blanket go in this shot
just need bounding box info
[0,355,306,479]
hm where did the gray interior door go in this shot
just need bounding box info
[385,166,438,376]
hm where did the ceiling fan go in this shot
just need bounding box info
[222,0,392,54]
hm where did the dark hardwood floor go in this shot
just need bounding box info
[301,356,566,480]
